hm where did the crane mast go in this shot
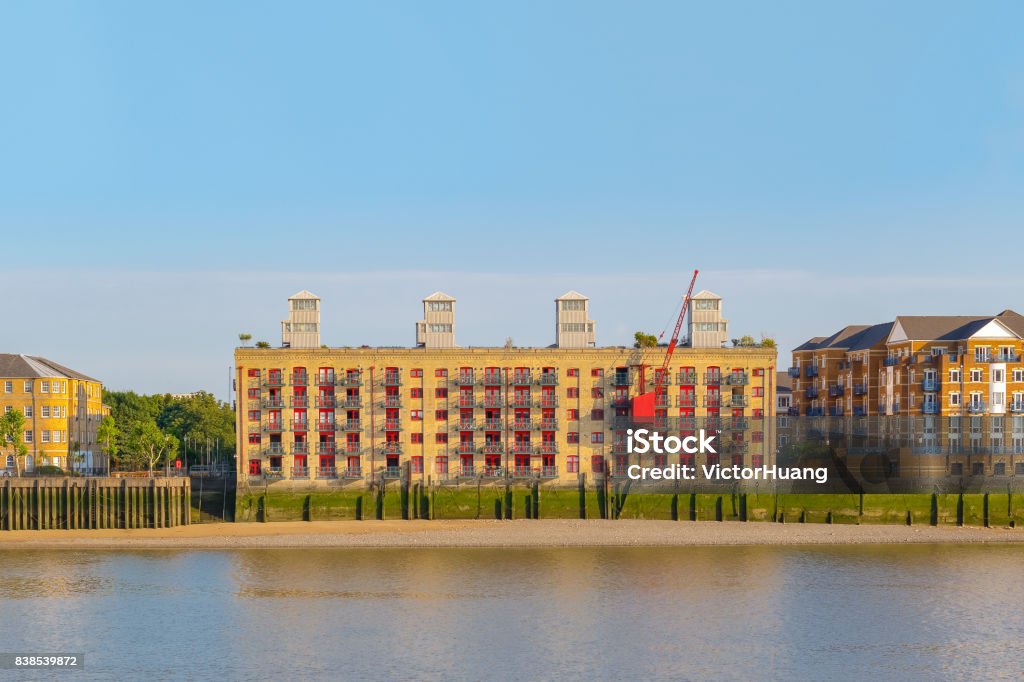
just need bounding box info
[657,269,699,384]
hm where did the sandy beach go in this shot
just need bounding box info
[0,519,1022,549]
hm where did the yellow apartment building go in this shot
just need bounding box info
[236,291,777,487]
[0,354,108,473]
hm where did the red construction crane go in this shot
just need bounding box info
[658,269,699,382]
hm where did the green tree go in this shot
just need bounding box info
[760,336,777,348]
[634,331,659,348]
[96,414,120,469]
[736,334,757,347]
[123,420,178,476]
[255,341,271,348]
[157,392,235,465]
[238,333,252,346]
[0,408,29,476]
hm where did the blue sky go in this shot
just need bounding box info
[1,1,1022,396]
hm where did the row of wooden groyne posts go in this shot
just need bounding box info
[0,477,191,530]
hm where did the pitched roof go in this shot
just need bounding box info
[555,290,588,300]
[793,336,827,352]
[818,325,872,350]
[0,354,99,382]
[889,315,988,342]
[845,322,895,351]
[690,290,721,299]
[423,291,456,301]
[775,371,792,392]
[997,309,1024,336]
[288,290,319,300]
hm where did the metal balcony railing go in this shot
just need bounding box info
[676,396,696,407]
[853,383,868,396]
[383,419,402,431]
[315,467,336,479]
[538,443,558,455]
[316,375,336,387]
[539,419,558,431]
[290,375,309,387]
[541,466,558,478]
[456,444,476,455]
[383,374,402,386]
[1011,402,1024,413]
[340,420,361,432]
[263,444,285,456]
[291,443,309,455]
[921,379,940,392]
[513,374,533,386]
[610,417,631,429]
[482,396,504,408]
[344,444,362,455]
[787,407,800,417]
[967,402,988,414]
[704,373,722,385]
[338,374,363,387]
[343,467,362,479]
[654,395,671,408]
[787,367,800,378]
[316,444,337,455]
[677,371,698,385]
[828,407,844,417]
[883,357,899,367]
[805,387,819,399]
[679,418,697,430]
[264,423,284,433]
[511,397,533,408]
[538,374,558,386]
[482,466,505,478]
[264,375,285,387]
[853,406,867,417]
[314,421,335,431]
[482,443,504,454]
[290,421,311,432]
[704,396,721,408]
[458,396,475,407]
[458,466,476,478]
[727,418,748,430]
[292,467,310,479]
[539,397,558,408]
[613,374,631,386]
[828,385,844,398]
[804,366,819,377]
[383,467,401,480]
[728,395,749,408]
[262,398,285,409]
[339,397,362,408]
[483,374,502,385]
[482,420,505,431]
[725,373,749,386]
[922,403,940,414]
[289,396,309,408]
[453,374,477,386]
[382,396,401,408]
[806,407,823,417]
[512,444,534,455]
[510,420,534,430]
[512,466,534,478]
[381,443,402,455]
[315,396,337,408]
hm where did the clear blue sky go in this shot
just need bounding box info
[1,1,1022,396]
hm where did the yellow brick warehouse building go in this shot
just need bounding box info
[0,354,108,473]
[236,291,777,486]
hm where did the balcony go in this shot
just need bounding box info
[967,402,988,414]
[339,397,362,409]
[704,373,722,385]
[921,379,940,392]
[705,418,722,431]
[539,397,558,408]
[340,420,362,432]
[787,407,800,417]
[805,387,819,399]
[481,396,504,408]
[727,395,749,408]
[316,443,337,455]
[612,374,631,387]
[510,420,534,431]
[458,396,475,408]
[807,407,824,417]
[382,467,402,480]
[481,419,504,430]
[482,442,504,454]
[538,443,558,455]
[804,366,819,378]
[538,374,558,386]
[381,442,402,455]
[883,357,899,367]
[316,375,336,387]
[262,398,285,409]
[676,396,696,408]
[828,385,844,398]
[344,444,362,455]
[314,421,335,432]
[263,422,284,433]
[852,383,868,396]
[513,374,533,386]
[315,396,337,408]
[610,397,631,408]
[676,371,698,385]
[512,466,535,479]
[290,443,309,455]
[265,467,284,480]
[290,374,309,387]
[316,466,337,479]
[787,367,801,378]
[654,417,669,429]
[338,374,363,387]
[724,372,749,386]
[453,420,475,430]
[978,353,1022,363]
[459,466,477,478]
[828,407,844,417]
[679,417,697,430]
[481,466,505,478]
[455,443,477,456]
[264,375,285,387]
[291,467,310,479]
[483,374,502,386]
[541,466,558,479]
[290,421,310,432]
[289,396,309,408]
[382,396,402,408]
[1010,402,1024,413]
[511,444,534,455]
[263,444,285,456]
[382,374,402,386]
[539,419,558,431]
[853,406,867,417]
[654,395,671,408]
[610,417,632,429]
[343,467,363,479]
[382,419,402,431]
[727,418,748,430]
[922,403,940,414]
[704,396,721,408]
[454,374,477,386]
[511,397,533,408]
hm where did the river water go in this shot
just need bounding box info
[0,545,1022,680]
